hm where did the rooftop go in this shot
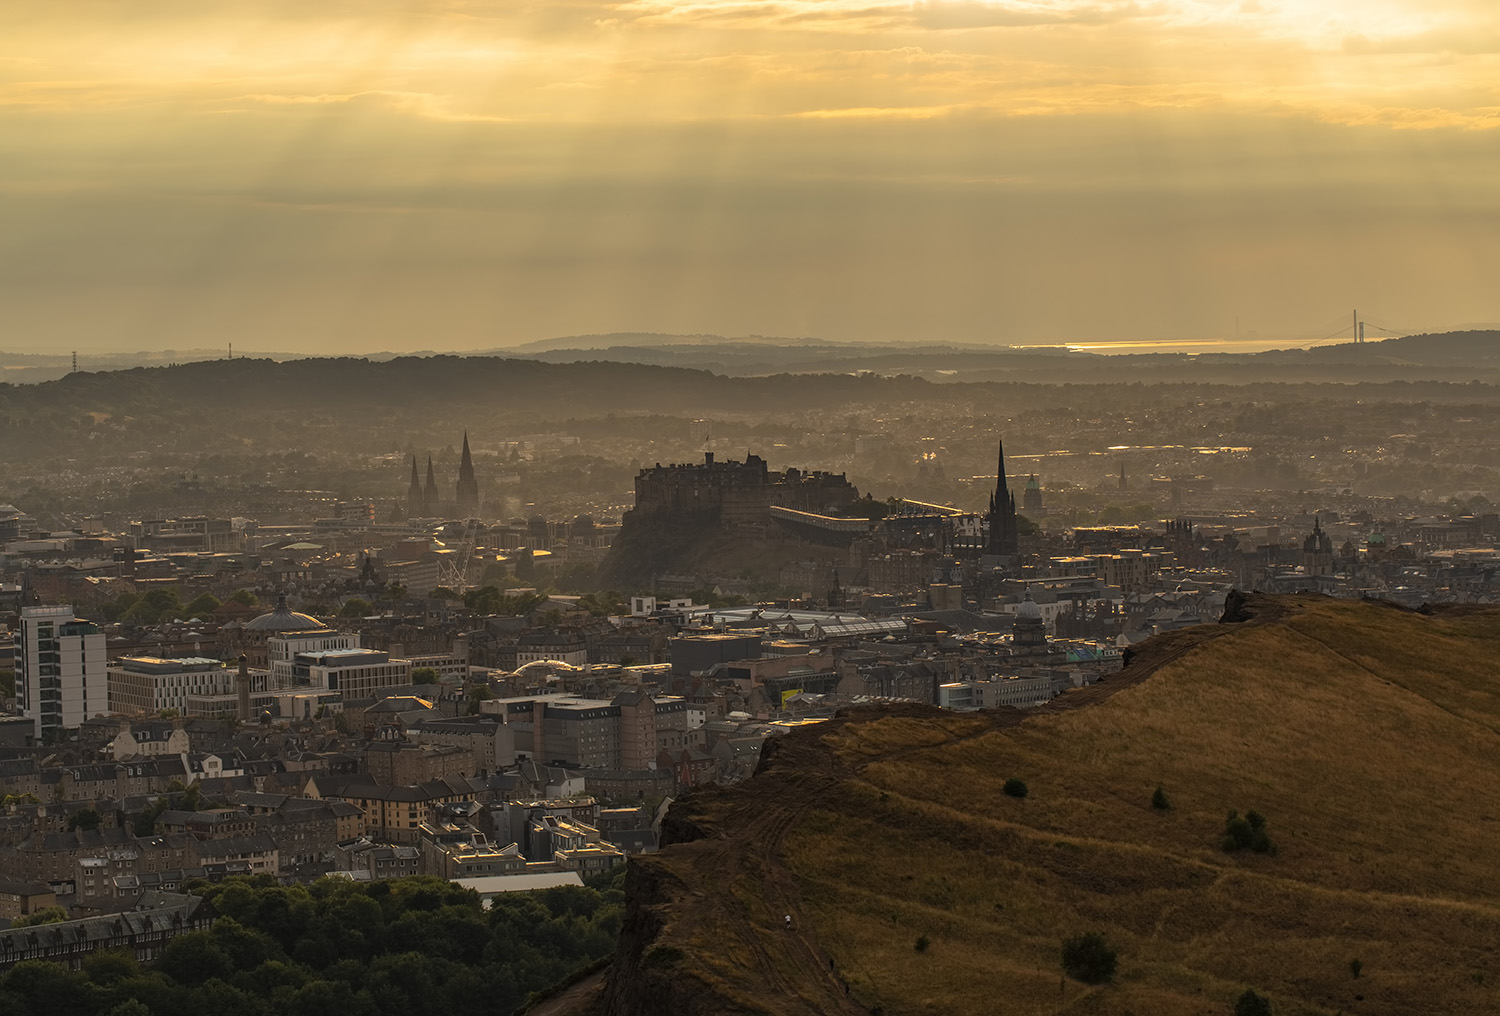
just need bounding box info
[244,594,328,632]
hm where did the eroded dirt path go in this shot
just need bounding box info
[524,971,607,1016]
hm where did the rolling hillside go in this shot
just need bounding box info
[594,595,1500,1016]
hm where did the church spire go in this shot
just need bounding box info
[456,431,479,517]
[423,455,439,514]
[407,455,423,518]
[986,437,1019,556]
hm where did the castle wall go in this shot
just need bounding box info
[632,454,857,533]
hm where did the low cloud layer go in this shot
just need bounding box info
[0,1,1495,350]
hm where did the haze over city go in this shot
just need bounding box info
[5,7,1500,1016]
[3,0,1498,353]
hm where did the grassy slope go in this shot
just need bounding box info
[781,596,1500,1016]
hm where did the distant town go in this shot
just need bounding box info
[2,348,1499,972]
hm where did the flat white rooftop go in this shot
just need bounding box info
[456,871,584,903]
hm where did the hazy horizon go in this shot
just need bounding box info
[15,329,1500,365]
[4,1,1498,353]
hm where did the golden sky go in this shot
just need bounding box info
[2,0,1497,351]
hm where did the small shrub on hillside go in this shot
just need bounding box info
[1151,785,1172,810]
[1349,958,1363,979]
[1233,988,1273,1016]
[914,935,930,953]
[643,945,684,968]
[1060,932,1117,984]
[1003,778,1029,799]
[1222,810,1274,854]
[1222,812,1252,850]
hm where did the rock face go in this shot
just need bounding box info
[596,506,721,588]
[601,724,869,1016]
[596,594,1500,1016]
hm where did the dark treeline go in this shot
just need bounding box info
[9,343,1500,429]
[0,873,624,1016]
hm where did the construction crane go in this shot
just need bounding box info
[436,518,480,591]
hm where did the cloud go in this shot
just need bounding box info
[905,1,1153,31]
[0,0,1497,352]
[1343,28,1500,55]
[610,0,1155,32]
[789,103,962,118]
[235,90,519,122]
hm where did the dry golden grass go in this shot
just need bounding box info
[781,598,1500,1016]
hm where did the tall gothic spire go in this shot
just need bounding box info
[986,437,1018,556]
[423,455,439,514]
[456,431,479,516]
[407,455,424,518]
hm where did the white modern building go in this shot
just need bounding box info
[268,630,360,687]
[18,605,107,738]
[268,631,410,701]
[107,655,234,716]
[292,649,412,700]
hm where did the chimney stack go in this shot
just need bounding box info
[236,655,251,722]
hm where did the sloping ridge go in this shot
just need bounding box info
[591,594,1500,1016]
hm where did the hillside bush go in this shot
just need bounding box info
[1151,785,1172,810]
[1233,988,1273,1016]
[1060,932,1116,984]
[643,945,684,969]
[1222,810,1274,853]
[1003,778,1029,799]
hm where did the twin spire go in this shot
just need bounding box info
[408,431,480,518]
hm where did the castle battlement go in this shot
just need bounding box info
[633,452,858,532]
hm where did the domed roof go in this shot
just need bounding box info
[244,594,328,632]
[1016,591,1043,620]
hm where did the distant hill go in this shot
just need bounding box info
[496,331,1500,383]
[5,329,1500,389]
[501,332,822,354]
[589,595,1500,1016]
[3,352,1500,475]
[1363,329,1500,362]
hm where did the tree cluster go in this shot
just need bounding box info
[461,586,547,617]
[134,782,205,836]
[1222,810,1274,854]
[0,872,624,1016]
[96,588,256,626]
